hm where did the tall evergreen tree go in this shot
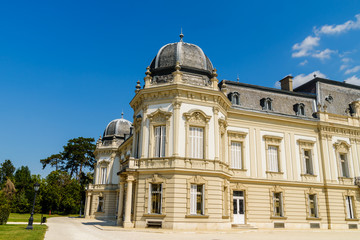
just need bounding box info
[0,160,15,186]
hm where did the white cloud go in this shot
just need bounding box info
[344,75,360,85]
[315,14,360,35]
[292,71,326,88]
[299,60,308,66]
[345,65,360,74]
[341,57,352,63]
[311,48,336,60]
[292,36,320,58]
[340,64,348,71]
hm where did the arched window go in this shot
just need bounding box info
[228,92,240,105]
[260,98,273,111]
[294,103,305,116]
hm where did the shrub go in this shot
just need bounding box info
[0,191,10,225]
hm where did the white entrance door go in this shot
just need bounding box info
[233,191,245,224]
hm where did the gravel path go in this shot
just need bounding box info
[44,217,360,240]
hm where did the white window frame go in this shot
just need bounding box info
[273,192,283,217]
[190,184,204,215]
[308,194,318,218]
[339,153,350,178]
[154,126,166,157]
[148,183,162,214]
[231,141,243,169]
[190,127,204,159]
[268,145,279,172]
[100,167,107,184]
[303,149,314,175]
[346,196,355,219]
[264,135,283,174]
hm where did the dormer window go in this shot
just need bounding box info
[294,103,305,116]
[228,92,240,105]
[260,98,273,111]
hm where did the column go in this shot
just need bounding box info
[123,174,135,228]
[173,101,181,157]
[85,192,91,219]
[213,107,219,160]
[140,105,148,158]
[116,179,125,225]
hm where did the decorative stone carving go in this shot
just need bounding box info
[183,110,211,124]
[334,140,351,153]
[147,109,172,123]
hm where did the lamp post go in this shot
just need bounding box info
[26,182,40,230]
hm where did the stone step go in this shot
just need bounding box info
[231,224,258,229]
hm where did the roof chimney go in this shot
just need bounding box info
[280,75,293,91]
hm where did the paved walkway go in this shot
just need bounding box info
[44,217,360,240]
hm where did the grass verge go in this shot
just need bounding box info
[0,224,47,240]
[8,213,80,222]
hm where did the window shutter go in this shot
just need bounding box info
[190,185,197,214]
[154,127,160,157]
[161,126,166,157]
[202,184,205,215]
[148,183,152,214]
[199,128,203,159]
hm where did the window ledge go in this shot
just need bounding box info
[143,214,166,218]
[222,215,230,219]
[301,174,317,177]
[266,171,284,175]
[338,177,353,180]
[306,217,321,221]
[230,168,247,171]
[270,216,287,220]
[345,218,359,222]
[185,215,209,218]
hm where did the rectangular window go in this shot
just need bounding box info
[273,192,283,217]
[308,194,318,218]
[190,127,204,159]
[100,167,107,184]
[231,142,242,169]
[97,197,104,212]
[190,184,204,215]
[149,183,162,214]
[346,196,355,219]
[154,126,166,157]
[340,154,349,178]
[304,150,313,175]
[268,146,279,172]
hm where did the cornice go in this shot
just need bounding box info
[130,83,231,114]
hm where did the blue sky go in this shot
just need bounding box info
[1,0,360,176]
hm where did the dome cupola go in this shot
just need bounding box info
[103,113,132,139]
[148,33,214,86]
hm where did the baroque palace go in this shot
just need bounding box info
[85,35,360,230]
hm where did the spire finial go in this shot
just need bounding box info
[237,74,239,82]
[121,111,124,119]
[135,79,141,93]
[179,28,184,42]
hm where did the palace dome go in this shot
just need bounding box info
[149,35,213,77]
[103,115,132,138]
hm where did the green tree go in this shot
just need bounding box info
[41,171,81,214]
[0,160,16,186]
[40,137,96,181]
[40,153,64,171]
[14,166,32,191]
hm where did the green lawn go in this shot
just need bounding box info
[0,224,47,240]
[8,213,80,223]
